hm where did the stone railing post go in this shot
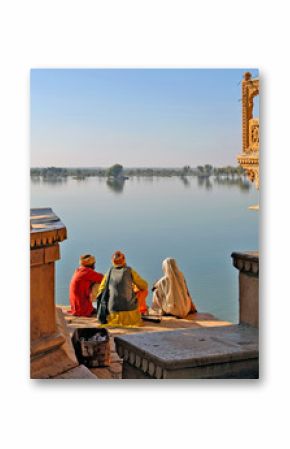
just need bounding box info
[231,252,259,328]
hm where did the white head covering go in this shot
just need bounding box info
[152,258,196,318]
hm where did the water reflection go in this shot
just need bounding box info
[42,176,68,185]
[179,176,191,188]
[31,174,252,194]
[214,176,250,191]
[141,176,154,183]
[106,177,125,193]
[197,175,212,190]
[31,176,41,184]
[72,175,89,182]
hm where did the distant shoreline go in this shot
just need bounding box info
[31,164,246,178]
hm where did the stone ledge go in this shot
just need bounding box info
[231,251,259,277]
[115,325,259,379]
[30,208,67,248]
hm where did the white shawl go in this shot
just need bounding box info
[152,258,196,318]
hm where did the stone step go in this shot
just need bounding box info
[115,324,259,379]
[53,364,98,379]
[90,362,122,379]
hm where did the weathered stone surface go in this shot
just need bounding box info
[231,251,259,277]
[61,308,233,380]
[44,244,60,263]
[123,358,258,379]
[31,261,56,343]
[239,273,259,327]
[53,365,98,379]
[231,252,259,328]
[115,325,259,379]
[109,351,122,363]
[30,209,76,379]
[31,308,79,379]
[62,306,231,379]
[30,208,67,249]
[62,307,231,336]
[89,367,114,379]
[108,363,123,379]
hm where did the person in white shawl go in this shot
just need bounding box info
[151,258,197,318]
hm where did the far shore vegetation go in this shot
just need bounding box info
[31,164,247,180]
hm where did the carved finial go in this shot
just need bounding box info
[244,72,252,81]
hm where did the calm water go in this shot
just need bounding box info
[31,175,258,323]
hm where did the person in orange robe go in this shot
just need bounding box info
[68,254,103,317]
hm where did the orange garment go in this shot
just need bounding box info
[134,287,149,314]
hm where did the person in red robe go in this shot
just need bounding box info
[68,254,103,317]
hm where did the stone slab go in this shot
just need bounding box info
[115,325,259,379]
[89,367,113,379]
[53,365,98,379]
[62,308,232,337]
[90,362,122,379]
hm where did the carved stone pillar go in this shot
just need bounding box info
[242,71,252,153]
[30,208,79,378]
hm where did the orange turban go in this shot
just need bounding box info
[80,254,96,267]
[112,251,126,267]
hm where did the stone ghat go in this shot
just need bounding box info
[61,307,231,379]
[115,325,259,379]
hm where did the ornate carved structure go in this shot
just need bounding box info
[30,208,96,378]
[237,72,260,189]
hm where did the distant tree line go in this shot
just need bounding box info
[30,167,107,178]
[196,164,245,177]
[31,164,246,178]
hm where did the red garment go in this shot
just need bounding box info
[69,267,103,316]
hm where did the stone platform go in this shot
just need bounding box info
[114,324,259,379]
[53,364,98,379]
[61,307,232,379]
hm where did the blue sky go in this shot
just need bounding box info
[30,68,259,167]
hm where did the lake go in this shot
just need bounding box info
[31,175,259,323]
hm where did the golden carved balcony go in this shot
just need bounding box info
[237,72,259,190]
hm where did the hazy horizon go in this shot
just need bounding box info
[31,68,259,167]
